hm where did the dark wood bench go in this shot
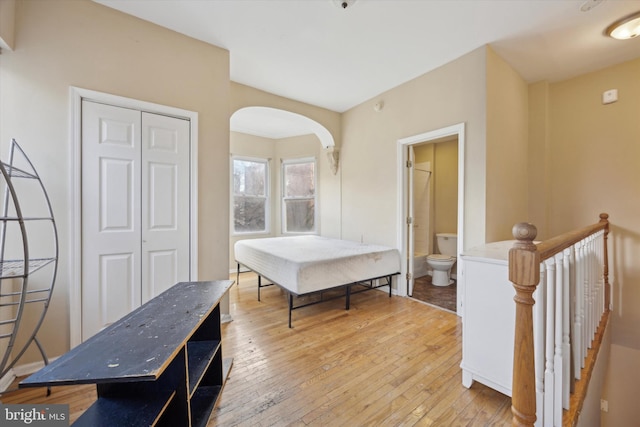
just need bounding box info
[20,280,234,427]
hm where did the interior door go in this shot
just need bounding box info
[141,112,190,301]
[81,101,190,341]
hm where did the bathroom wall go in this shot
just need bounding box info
[433,139,459,241]
[412,162,431,255]
[413,139,457,255]
[413,144,434,254]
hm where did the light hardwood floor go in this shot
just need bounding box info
[2,274,512,426]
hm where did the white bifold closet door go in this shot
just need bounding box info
[81,100,190,341]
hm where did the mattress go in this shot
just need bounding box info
[234,235,401,295]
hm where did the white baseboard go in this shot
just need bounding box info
[0,357,60,393]
[13,359,55,377]
[221,313,233,324]
[0,369,16,393]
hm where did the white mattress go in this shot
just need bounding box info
[234,236,401,295]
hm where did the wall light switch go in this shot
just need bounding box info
[602,89,618,104]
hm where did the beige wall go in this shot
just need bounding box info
[0,0,15,50]
[0,0,230,362]
[527,81,551,239]
[485,46,529,242]
[2,2,635,419]
[433,139,458,237]
[230,83,341,150]
[602,344,640,426]
[230,83,342,239]
[341,46,488,253]
[536,56,640,426]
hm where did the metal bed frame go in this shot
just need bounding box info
[236,263,398,328]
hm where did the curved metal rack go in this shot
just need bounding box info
[0,139,58,384]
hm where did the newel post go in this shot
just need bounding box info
[599,213,610,311]
[509,223,540,427]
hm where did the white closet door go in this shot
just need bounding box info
[141,112,190,301]
[81,101,191,341]
[81,101,142,341]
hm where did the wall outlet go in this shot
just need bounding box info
[600,399,609,412]
[602,89,618,104]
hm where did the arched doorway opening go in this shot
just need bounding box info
[228,106,340,275]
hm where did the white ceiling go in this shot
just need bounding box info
[95,0,640,136]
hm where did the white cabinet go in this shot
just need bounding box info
[460,240,517,396]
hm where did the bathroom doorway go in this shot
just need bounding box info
[410,142,457,312]
[397,123,465,315]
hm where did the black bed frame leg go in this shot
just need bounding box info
[258,275,262,301]
[388,275,392,297]
[346,285,351,310]
[288,293,293,328]
[236,263,240,285]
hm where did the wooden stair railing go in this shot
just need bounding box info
[509,214,610,426]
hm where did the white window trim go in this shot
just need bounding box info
[231,155,270,236]
[281,156,317,235]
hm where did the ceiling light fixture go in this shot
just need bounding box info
[606,11,640,40]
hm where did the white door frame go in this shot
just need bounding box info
[396,123,465,315]
[69,87,199,348]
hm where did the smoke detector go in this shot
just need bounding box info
[579,0,604,12]
[333,0,357,10]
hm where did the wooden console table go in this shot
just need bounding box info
[20,280,234,427]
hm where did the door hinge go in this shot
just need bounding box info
[406,160,413,168]
[406,272,412,280]
[406,217,413,225]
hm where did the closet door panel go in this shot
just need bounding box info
[141,112,190,302]
[82,102,191,342]
[82,101,142,341]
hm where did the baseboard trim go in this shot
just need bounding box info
[0,357,60,393]
[0,369,16,393]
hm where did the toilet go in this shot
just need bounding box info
[427,233,457,286]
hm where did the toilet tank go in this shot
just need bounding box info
[436,233,457,256]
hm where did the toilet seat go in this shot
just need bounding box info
[427,254,454,261]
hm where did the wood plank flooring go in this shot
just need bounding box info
[214,273,511,426]
[1,274,512,426]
